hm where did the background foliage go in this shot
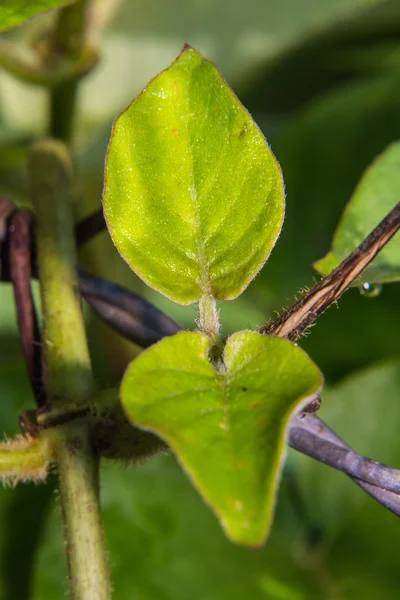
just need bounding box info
[0,0,399,598]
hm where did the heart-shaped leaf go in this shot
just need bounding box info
[103,46,284,305]
[121,330,322,546]
[314,141,400,284]
[0,0,75,31]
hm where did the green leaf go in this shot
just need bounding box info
[314,141,400,284]
[0,0,75,31]
[121,330,322,546]
[103,46,284,305]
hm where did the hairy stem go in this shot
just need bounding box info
[30,140,110,600]
[50,422,108,598]
[0,437,51,484]
[262,202,400,341]
[30,142,91,405]
[198,293,220,340]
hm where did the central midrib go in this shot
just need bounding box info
[185,67,212,295]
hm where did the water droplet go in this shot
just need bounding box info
[359,282,383,298]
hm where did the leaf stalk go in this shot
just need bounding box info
[198,293,220,340]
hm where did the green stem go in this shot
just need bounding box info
[30,141,91,405]
[51,422,109,599]
[48,0,89,142]
[0,40,97,87]
[198,293,220,340]
[30,139,111,600]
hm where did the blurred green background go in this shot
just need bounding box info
[0,0,400,598]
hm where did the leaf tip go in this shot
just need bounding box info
[221,513,274,549]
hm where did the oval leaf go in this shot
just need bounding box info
[0,0,75,31]
[314,142,400,284]
[103,46,285,305]
[121,331,322,546]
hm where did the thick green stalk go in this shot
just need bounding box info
[50,422,109,599]
[30,139,111,600]
[48,0,89,142]
[30,141,91,404]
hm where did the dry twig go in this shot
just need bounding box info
[262,203,400,341]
